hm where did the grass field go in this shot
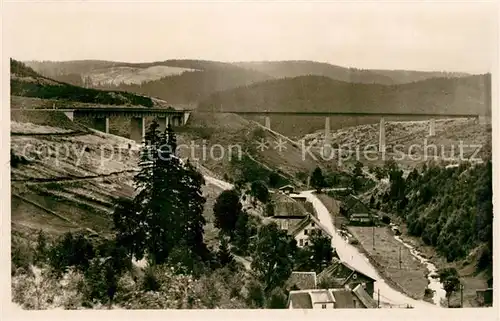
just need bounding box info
[347,226,429,301]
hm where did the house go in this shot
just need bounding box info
[476,288,493,307]
[279,184,295,194]
[339,195,371,219]
[349,213,377,226]
[290,214,331,248]
[317,258,377,297]
[270,193,309,232]
[287,286,377,309]
[287,271,317,290]
[290,195,316,215]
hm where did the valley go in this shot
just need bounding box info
[9,59,493,311]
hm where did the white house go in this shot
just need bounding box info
[290,214,331,248]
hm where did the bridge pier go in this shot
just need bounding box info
[324,117,331,144]
[130,117,145,143]
[265,116,271,129]
[429,118,436,137]
[91,117,109,133]
[379,117,386,152]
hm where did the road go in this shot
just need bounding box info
[294,190,438,309]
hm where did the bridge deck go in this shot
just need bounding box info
[196,110,480,118]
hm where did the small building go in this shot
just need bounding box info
[287,271,317,290]
[318,258,377,298]
[349,213,377,226]
[270,193,309,231]
[339,195,371,219]
[476,288,493,307]
[290,214,331,248]
[287,286,377,309]
[279,184,295,194]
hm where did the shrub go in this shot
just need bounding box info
[381,215,391,225]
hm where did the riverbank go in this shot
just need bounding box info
[391,217,490,307]
[316,193,430,302]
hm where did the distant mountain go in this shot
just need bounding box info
[233,60,470,85]
[198,74,491,116]
[24,59,474,106]
[11,59,154,107]
[25,59,273,103]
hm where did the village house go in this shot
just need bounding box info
[269,193,309,232]
[290,214,331,248]
[278,184,295,194]
[287,285,377,309]
[317,258,377,298]
[286,271,317,290]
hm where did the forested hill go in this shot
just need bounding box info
[233,60,470,85]
[11,59,154,107]
[376,161,493,274]
[198,74,491,116]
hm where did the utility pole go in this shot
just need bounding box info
[377,289,380,308]
[399,247,402,269]
[372,225,375,250]
[460,284,464,308]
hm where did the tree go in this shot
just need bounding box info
[113,121,209,268]
[251,223,296,292]
[351,162,365,192]
[369,195,375,208]
[250,180,269,204]
[217,234,235,268]
[307,233,334,273]
[34,230,49,265]
[268,172,281,188]
[213,189,242,236]
[233,211,251,255]
[310,167,326,192]
[438,268,461,307]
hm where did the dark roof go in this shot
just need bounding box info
[287,272,317,290]
[342,195,371,214]
[318,258,377,284]
[329,289,356,308]
[272,193,309,218]
[288,292,313,309]
[352,284,378,308]
[290,214,331,237]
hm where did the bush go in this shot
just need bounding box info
[381,215,391,225]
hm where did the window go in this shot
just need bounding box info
[311,222,315,227]
[321,304,327,309]
[305,241,309,246]
[304,229,308,235]
[299,239,304,246]
[353,300,357,308]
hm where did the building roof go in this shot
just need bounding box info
[288,291,313,309]
[289,214,332,238]
[309,289,335,304]
[352,284,378,308]
[329,288,356,308]
[272,193,309,218]
[287,272,317,290]
[342,195,371,214]
[318,258,377,284]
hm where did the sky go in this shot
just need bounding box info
[3,1,498,73]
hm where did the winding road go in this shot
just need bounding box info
[294,190,439,309]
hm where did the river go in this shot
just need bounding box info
[295,190,442,309]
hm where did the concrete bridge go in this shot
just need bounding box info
[197,110,487,152]
[30,107,192,143]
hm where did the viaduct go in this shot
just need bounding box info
[19,107,486,150]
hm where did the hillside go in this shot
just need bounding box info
[233,60,470,85]
[24,59,273,103]
[199,74,490,115]
[11,59,154,107]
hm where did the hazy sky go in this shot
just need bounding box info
[4,1,498,73]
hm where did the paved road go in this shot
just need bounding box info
[295,190,438,309]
